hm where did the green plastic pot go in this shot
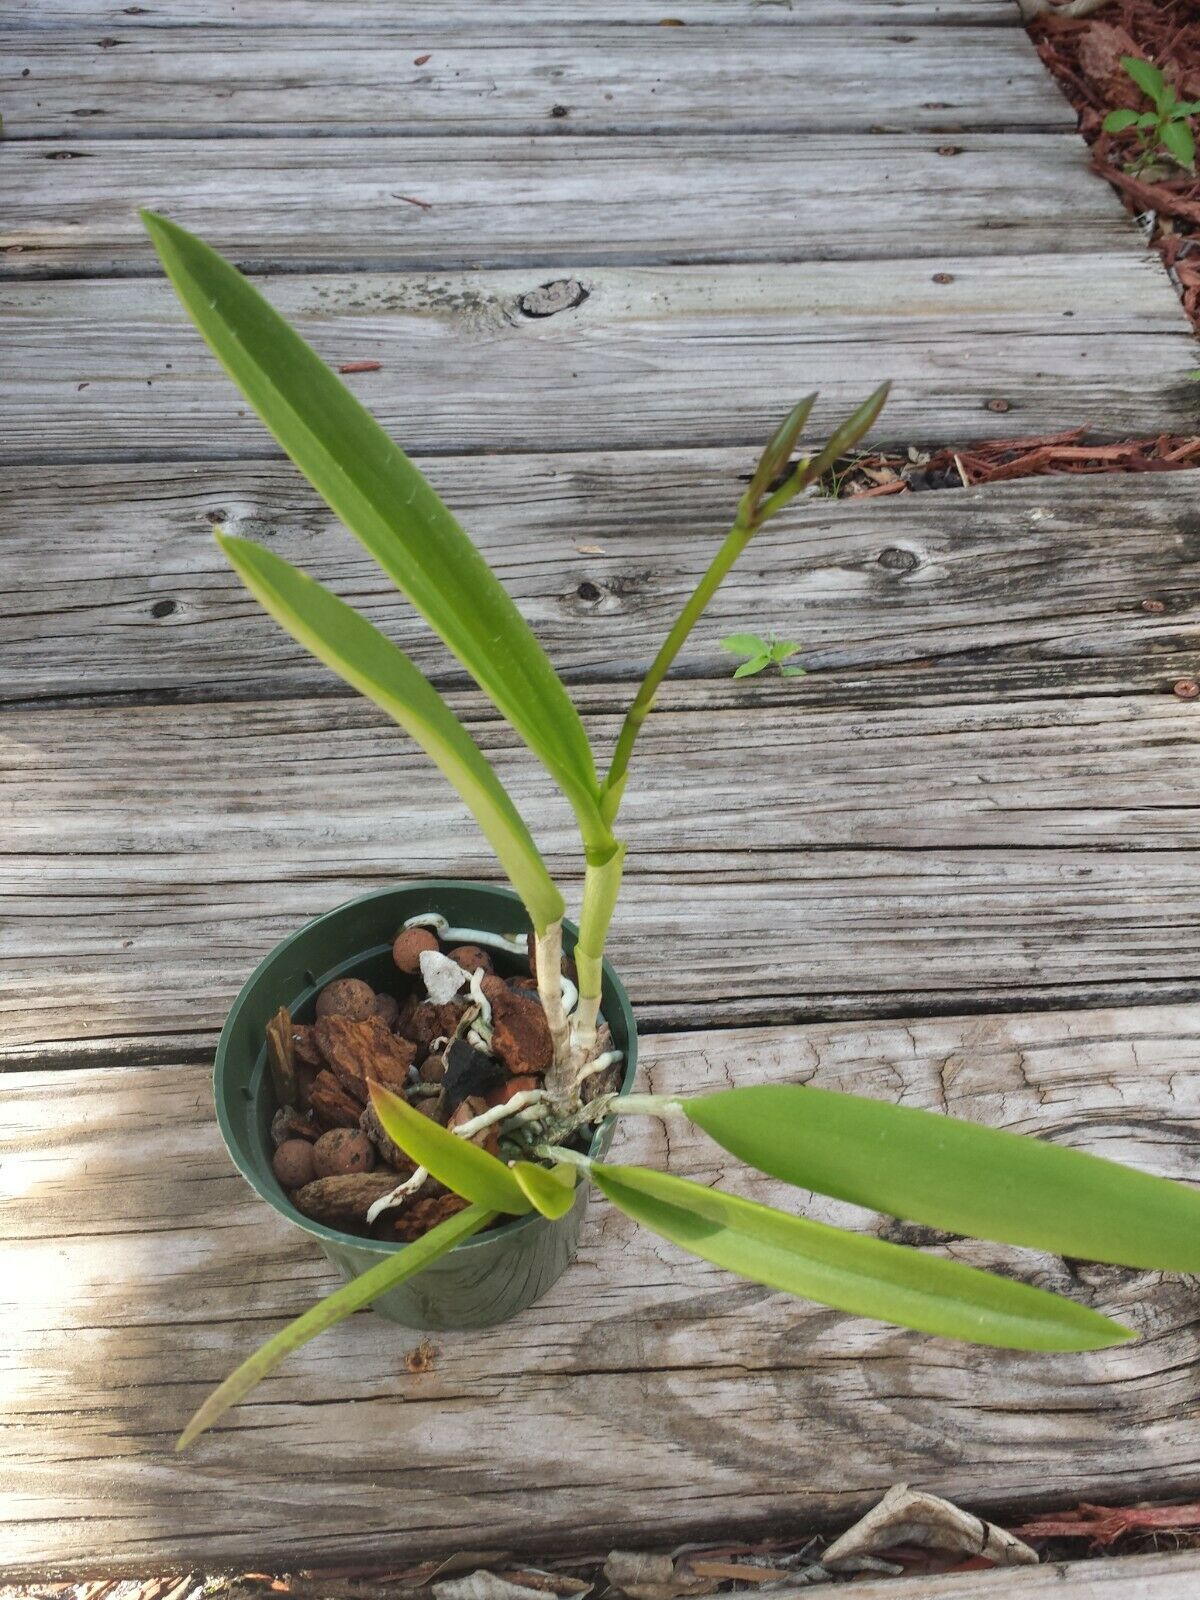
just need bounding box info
[215,881,638,1329]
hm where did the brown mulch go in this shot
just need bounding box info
[822,426,1200,498]
[1027,0,1200,330]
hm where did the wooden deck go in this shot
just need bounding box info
[4,0,1200,1586]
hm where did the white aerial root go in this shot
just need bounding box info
[575,1049,623,1088]
[469,967,493,1024]
[366,1165,430,1225]
[450,1089,547,1140]
[402,913,528,957]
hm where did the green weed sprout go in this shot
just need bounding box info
[721,632,805,679]
[1104,56,1200,176]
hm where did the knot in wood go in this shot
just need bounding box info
[518,279,590,319]
[877,546,920,574]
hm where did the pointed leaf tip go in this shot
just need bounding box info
[368,1081,532,1215]
[176,1200,492,1448]
[593,1163,1131,1352]
[511,1159,577,1219]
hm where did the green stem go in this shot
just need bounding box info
[601,513,757,823]
[571,844,626,1055]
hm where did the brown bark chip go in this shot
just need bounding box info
[292,1172,403,1228]
[399,1000,468,1058]
[373,1191,470,1242]
[360,1100,417,1172]
[314,1014,417,1099]
[484,982,554,1075]
[309,1069,366,1128]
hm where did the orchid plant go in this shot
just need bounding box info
[142,215,1200,1452]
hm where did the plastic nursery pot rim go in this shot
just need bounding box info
[213,880,639,1261]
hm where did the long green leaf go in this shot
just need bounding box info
[141,211,606,847]
[177,1201,493,1449]
[217,534,564,933]
[682,1084,1200,1272]
[369,1083,532,1214]
[591,1164,1130,1351]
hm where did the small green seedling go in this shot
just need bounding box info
[1104,56,1200,176]
[721,632,805,679]
[140,214,1200,1452]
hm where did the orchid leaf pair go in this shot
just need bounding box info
[142,216,1200,1455]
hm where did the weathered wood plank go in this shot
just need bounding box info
[828,1553,1200,1600]
[2,1,1022,29]
[3,466,1198,705]
[2,29,1070,140]
[4,1004,1200,1575]
[2,258,1193,462]
[12,692,1198,856]
[0,128,1121,279]
[2,135,1118,277]
[3,683,1199,1052]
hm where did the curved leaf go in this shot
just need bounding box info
[592,1164,1130,1351]
[1161,118,1195,169]
[141,211,604,842]
[682,1084,1200,1272]
[217,534,564,933]
[178,1201,492,1449]
[512,1159,577,1218]
[369,1083,531,1215]
[1122,55,1166,104]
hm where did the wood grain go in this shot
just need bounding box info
[2,257,1194,463]
[2,1,1023,29]
[2,29,1070,139]
[4,1004,1200,1576]
[823,1553,1200,1600]
[3,682,1200,1053]
[3,465,1198,705]
[2,134,1120,277]
[6,0,1200,1581]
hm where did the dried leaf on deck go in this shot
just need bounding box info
[821,1484,1037,1573]
[602,1553,715,1600]
[433,1574,552,1600]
